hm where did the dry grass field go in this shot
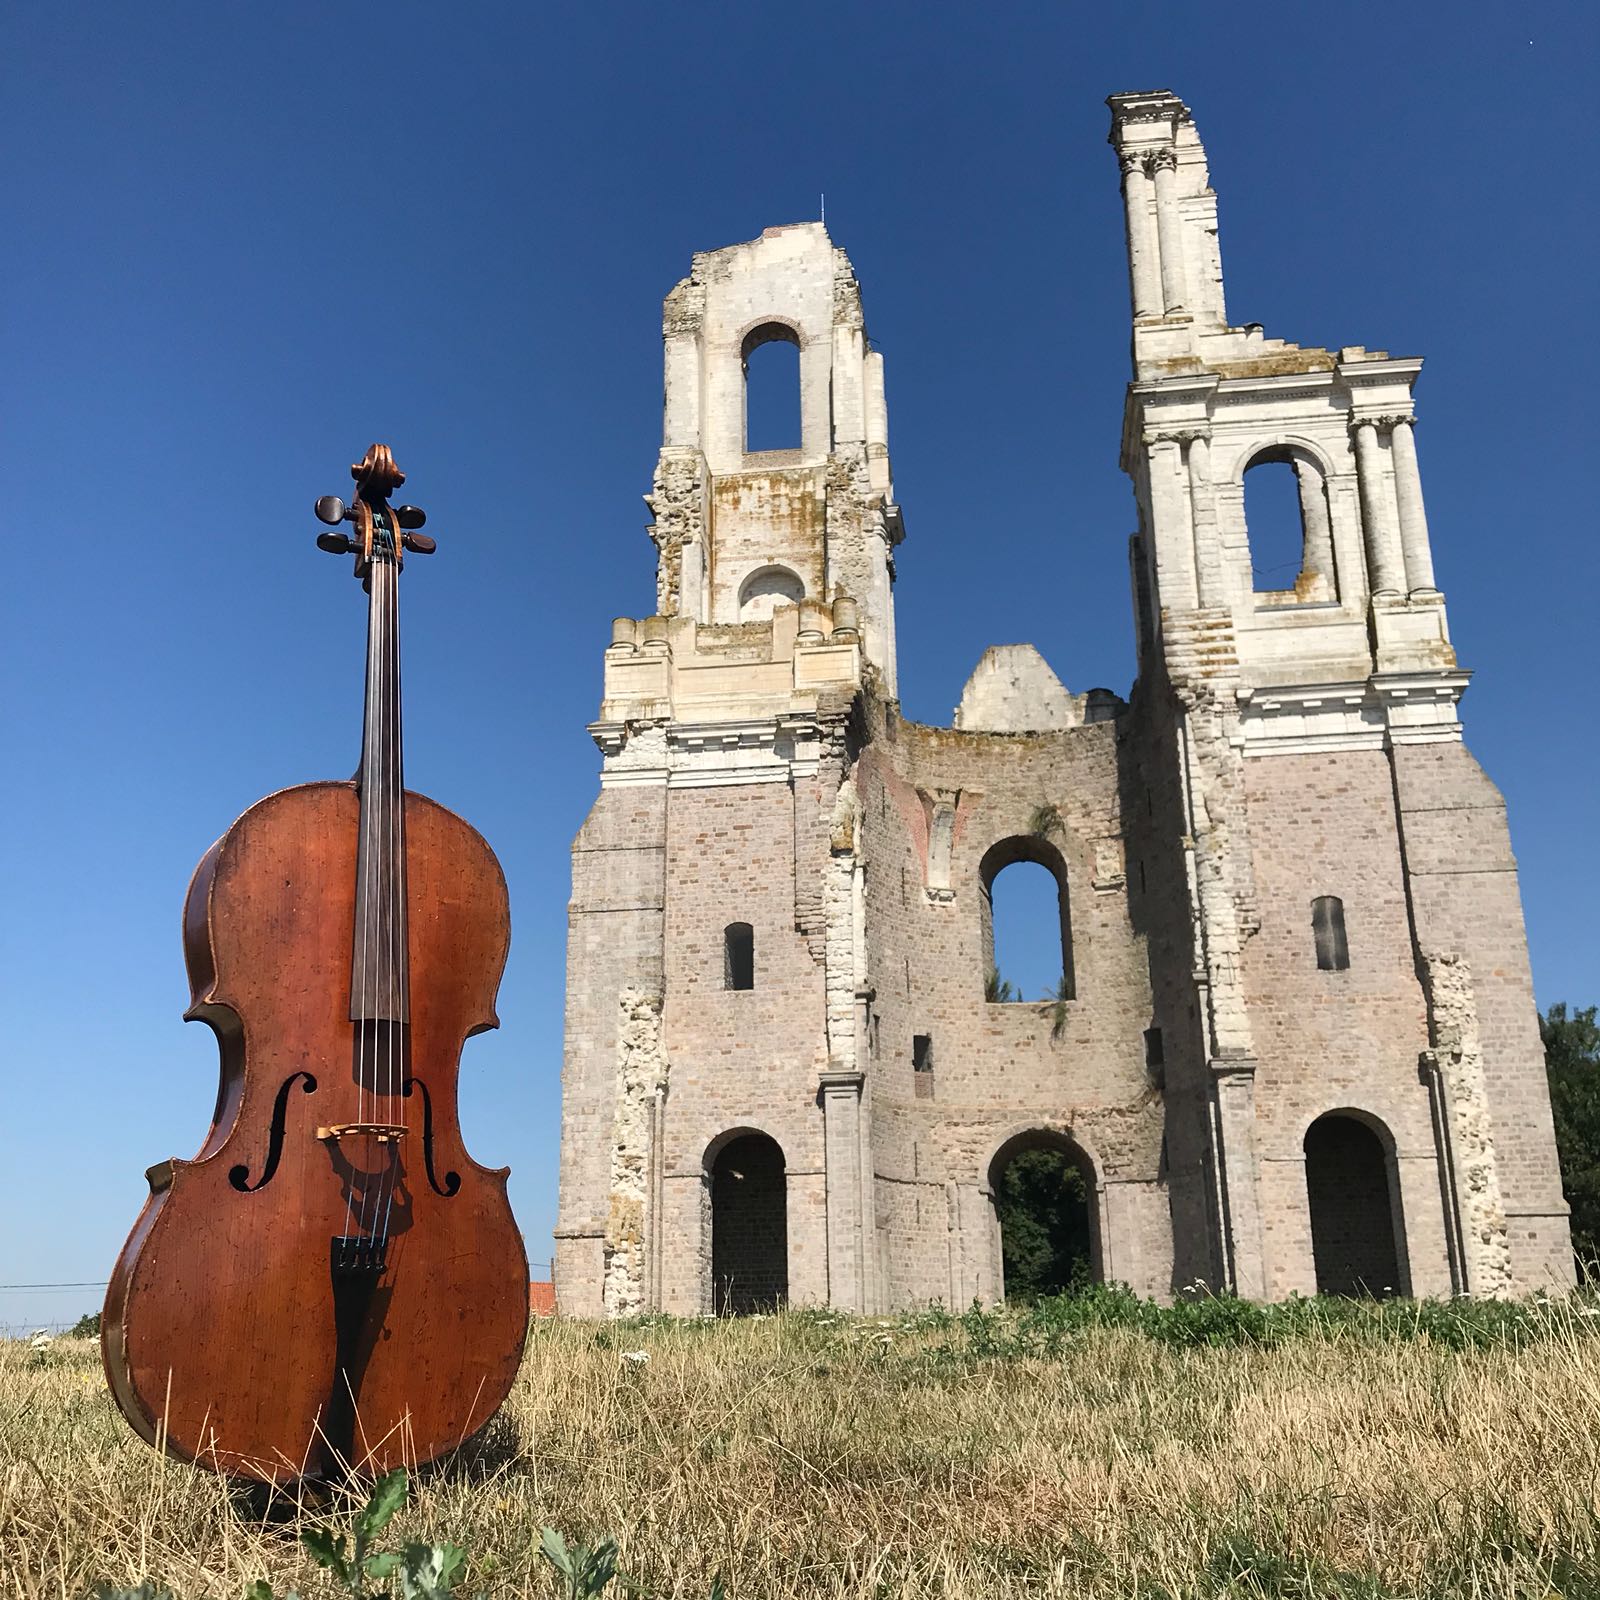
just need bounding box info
[4,1295,1599,1599]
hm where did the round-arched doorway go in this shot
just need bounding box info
[989,1131,1099,1300]
[708,1131,788,1314]
[1303,1112,1408,1297]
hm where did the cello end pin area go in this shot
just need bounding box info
[316,1123,408,1144]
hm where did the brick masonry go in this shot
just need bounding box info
[554,95,1573,1315]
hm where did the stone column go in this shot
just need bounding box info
[819,1070,865,1311]
[662,335,701,448]
[831,324,866,445]
[1118,149,1162,321]
[1145,433,1198,609]
[864,352,888,453]
[1182,429,1223,606]
[1351,419,1405,594]
[1149,148,1188,316]
[1295,459,1336,586]
[1387,415,1436,591]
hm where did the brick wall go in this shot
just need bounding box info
[1238,747,1448,1298]
[1392,742,1573,1290]
[855,700,1171,1304]
[556,786,667,1315]
[657,778,832,1311]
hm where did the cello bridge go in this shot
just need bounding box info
[316,1122,407,1144]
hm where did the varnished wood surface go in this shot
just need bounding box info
[102,781,527,1483]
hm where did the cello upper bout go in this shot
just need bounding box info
[403,789,512,1038]
[181,832,226,1013]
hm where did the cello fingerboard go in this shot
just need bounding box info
[349,542,410,1023]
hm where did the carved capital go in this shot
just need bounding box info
[1118,147,1146,179]
[1147,146,1178,174]
[1142,428,1185,449]
[818,1069,865,1097]
[1171,426,1211,447]
[1350,413,1414,438]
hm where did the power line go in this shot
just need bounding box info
[0,1281,109,1290]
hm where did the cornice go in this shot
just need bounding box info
[1231,671,1470,757]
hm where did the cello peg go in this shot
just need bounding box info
[314,496,349,527]
[395,505,426,529]
[403,531,437,555]
[317,531,355,555]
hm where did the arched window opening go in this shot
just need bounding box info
[1242,447,1336,601]
[990,1133,1098,1299]
[1304,1113,1407,1297]
[1244,457,1305,593]
[723,922,754,990]
[1312,896,1349,971]
[709,1132,787,1314]
[979,838,1074,1005]
[737,564,804,622]
[742,322,801,453]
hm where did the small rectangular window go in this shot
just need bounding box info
[1312,896,1349,971]
[724,922,754,990]
[912,1034,934,1098]
[1144,1027,1164,1068]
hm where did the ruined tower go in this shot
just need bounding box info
[555,105,1572,1315]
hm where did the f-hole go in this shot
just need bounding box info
[404,1075,462,1197]
[228,1072,317,1192]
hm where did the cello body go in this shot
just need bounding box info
[103,448,528,1482]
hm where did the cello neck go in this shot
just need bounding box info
[350,510,409,1024]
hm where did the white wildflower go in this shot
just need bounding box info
[620,1349,650,1365]
[29,1330,53,1352]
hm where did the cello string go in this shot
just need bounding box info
[349,545,374,1260]
[354,534,388,1256]
[343,516,377,1259]
[372,531,398,1249]
[378,531,399,1247]
[363,538,388,1254]
[387,528,408,1248]
[379,538,404,1249]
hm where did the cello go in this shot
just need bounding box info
[103,445,529,1482]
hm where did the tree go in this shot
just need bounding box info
[1544,1003,1600,1276]
[994,1147,1092,1300]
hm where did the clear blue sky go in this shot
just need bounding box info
[4,1,1596,1331]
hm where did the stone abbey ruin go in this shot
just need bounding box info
[554,92,1572,1315]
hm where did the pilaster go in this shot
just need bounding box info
[819,1070,866,1311]
[1209,1055,1266,1298]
